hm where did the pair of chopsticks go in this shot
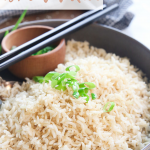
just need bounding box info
[0,3,118,71]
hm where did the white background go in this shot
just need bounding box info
[122,0,150,49]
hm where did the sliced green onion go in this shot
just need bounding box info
[44,72,57,81]
[66,79,77,88]
[11,10,27,31]
[0,30,10,54]
[33,76,44,83]
[11,46,17,50]
[79,82,95,89]
[62,80,67,86]
[84,87,89,94]
[66,81,73,87]
[32,50,43,56]
[73,92,79,99]
[67,71,77,77]
[57,73,66,85]
[79,82,96,89]
[57,73,66,80]
[39,78,45,83]
[78,87,89,97]
[0,10,27,55]
[72,82,78,92]
[55,82,66,91]
[78,88,85,97]
[33,65,97,103]
[66,72,76,79]
[51,73,60,80]
[66,65,80,72]
[84,82,96,89]
[4,30,9,36]
[103,102,115,112]
[32,46,55,56]
[84,94,89,103]
[91,93,97,100]
[43,46,55,52]
[78,83,86,88]
[51,80,58,88]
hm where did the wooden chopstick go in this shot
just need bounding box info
[0,5,106,61]
[0,3,118,71]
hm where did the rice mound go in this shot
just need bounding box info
[0,40,150,150]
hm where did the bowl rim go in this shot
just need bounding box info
[1,25,65,59]
[1,19,149,52]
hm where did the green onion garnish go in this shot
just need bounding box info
[103,102,115,112]
[32,76,44,83]
[11,10,27,31]
[4,30,9,36]
[44,72,56,81]
[0,10,27,54]
[0,30,10,53]
[66,65,80,72]
[33,65,96,102]
[91,93,97,100]
[84,94,90,103]
[79,82,96,89]
[32,46,55,56]
[73,92,80,99]
[51,80,58,88]
[72,82,78,92]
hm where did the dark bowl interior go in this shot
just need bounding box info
[0,20,150,82]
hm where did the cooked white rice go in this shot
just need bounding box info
[0,40,150,150]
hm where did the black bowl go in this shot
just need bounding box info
[0,20,150,149]
[0,20,150,81]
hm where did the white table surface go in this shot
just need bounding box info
[122,0,150,49]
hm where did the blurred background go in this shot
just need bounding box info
[0,0,150,48]
[122,0,150,49]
